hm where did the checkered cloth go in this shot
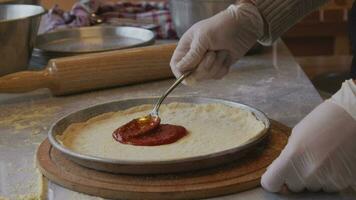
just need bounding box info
[39,0,178,39]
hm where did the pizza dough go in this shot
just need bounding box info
[58,103,266,162]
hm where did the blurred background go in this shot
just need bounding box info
[0,0,354,97]
[41,0,355,97]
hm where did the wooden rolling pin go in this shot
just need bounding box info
[0,43,176,96]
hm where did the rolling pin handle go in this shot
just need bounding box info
[0,70,53,94]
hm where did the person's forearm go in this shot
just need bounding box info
[241,0,329,45]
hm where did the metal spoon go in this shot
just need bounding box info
[150,71,192,117]
[137,71,192,123]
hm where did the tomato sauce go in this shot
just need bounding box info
[113,116,187,146]
[113,115,160,141]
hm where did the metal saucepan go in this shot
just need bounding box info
[48,97,270,174]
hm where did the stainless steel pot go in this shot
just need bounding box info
[0,4,45,76]
[169,0,237,37]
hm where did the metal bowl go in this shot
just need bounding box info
[0,0,40,4]
[169,0,236,37]
[0,4,45,76]
[48,97,270,174]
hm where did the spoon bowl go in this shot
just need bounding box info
[115,72,192,140]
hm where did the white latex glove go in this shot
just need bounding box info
[170,3,264,84]
[261,80,356,193]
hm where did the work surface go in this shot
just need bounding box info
[1,40,355,199]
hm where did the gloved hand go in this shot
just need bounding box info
[170,3,264,84]
[261,80,356,192]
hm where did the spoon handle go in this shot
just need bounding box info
[151,71,193,116]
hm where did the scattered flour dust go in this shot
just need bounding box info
[0,172,46,200]
[0,101,59,199]
[2,155,48,200]
[0,104,60,134]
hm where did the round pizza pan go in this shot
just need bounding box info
[48,97,270,174]
[33,26,155,62]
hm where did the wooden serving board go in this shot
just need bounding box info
[36,120,290,200]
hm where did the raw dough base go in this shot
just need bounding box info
[58,103,265,162]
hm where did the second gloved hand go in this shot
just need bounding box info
[170,3,264,83]
[261,80,356,193]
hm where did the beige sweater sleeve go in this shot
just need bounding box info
[251,0,330,45]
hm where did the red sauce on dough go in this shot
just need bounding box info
[113,116,187,146]
[113,116,160,141]
[123,124,187,146]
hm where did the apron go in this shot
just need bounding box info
[349,2,356,79]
